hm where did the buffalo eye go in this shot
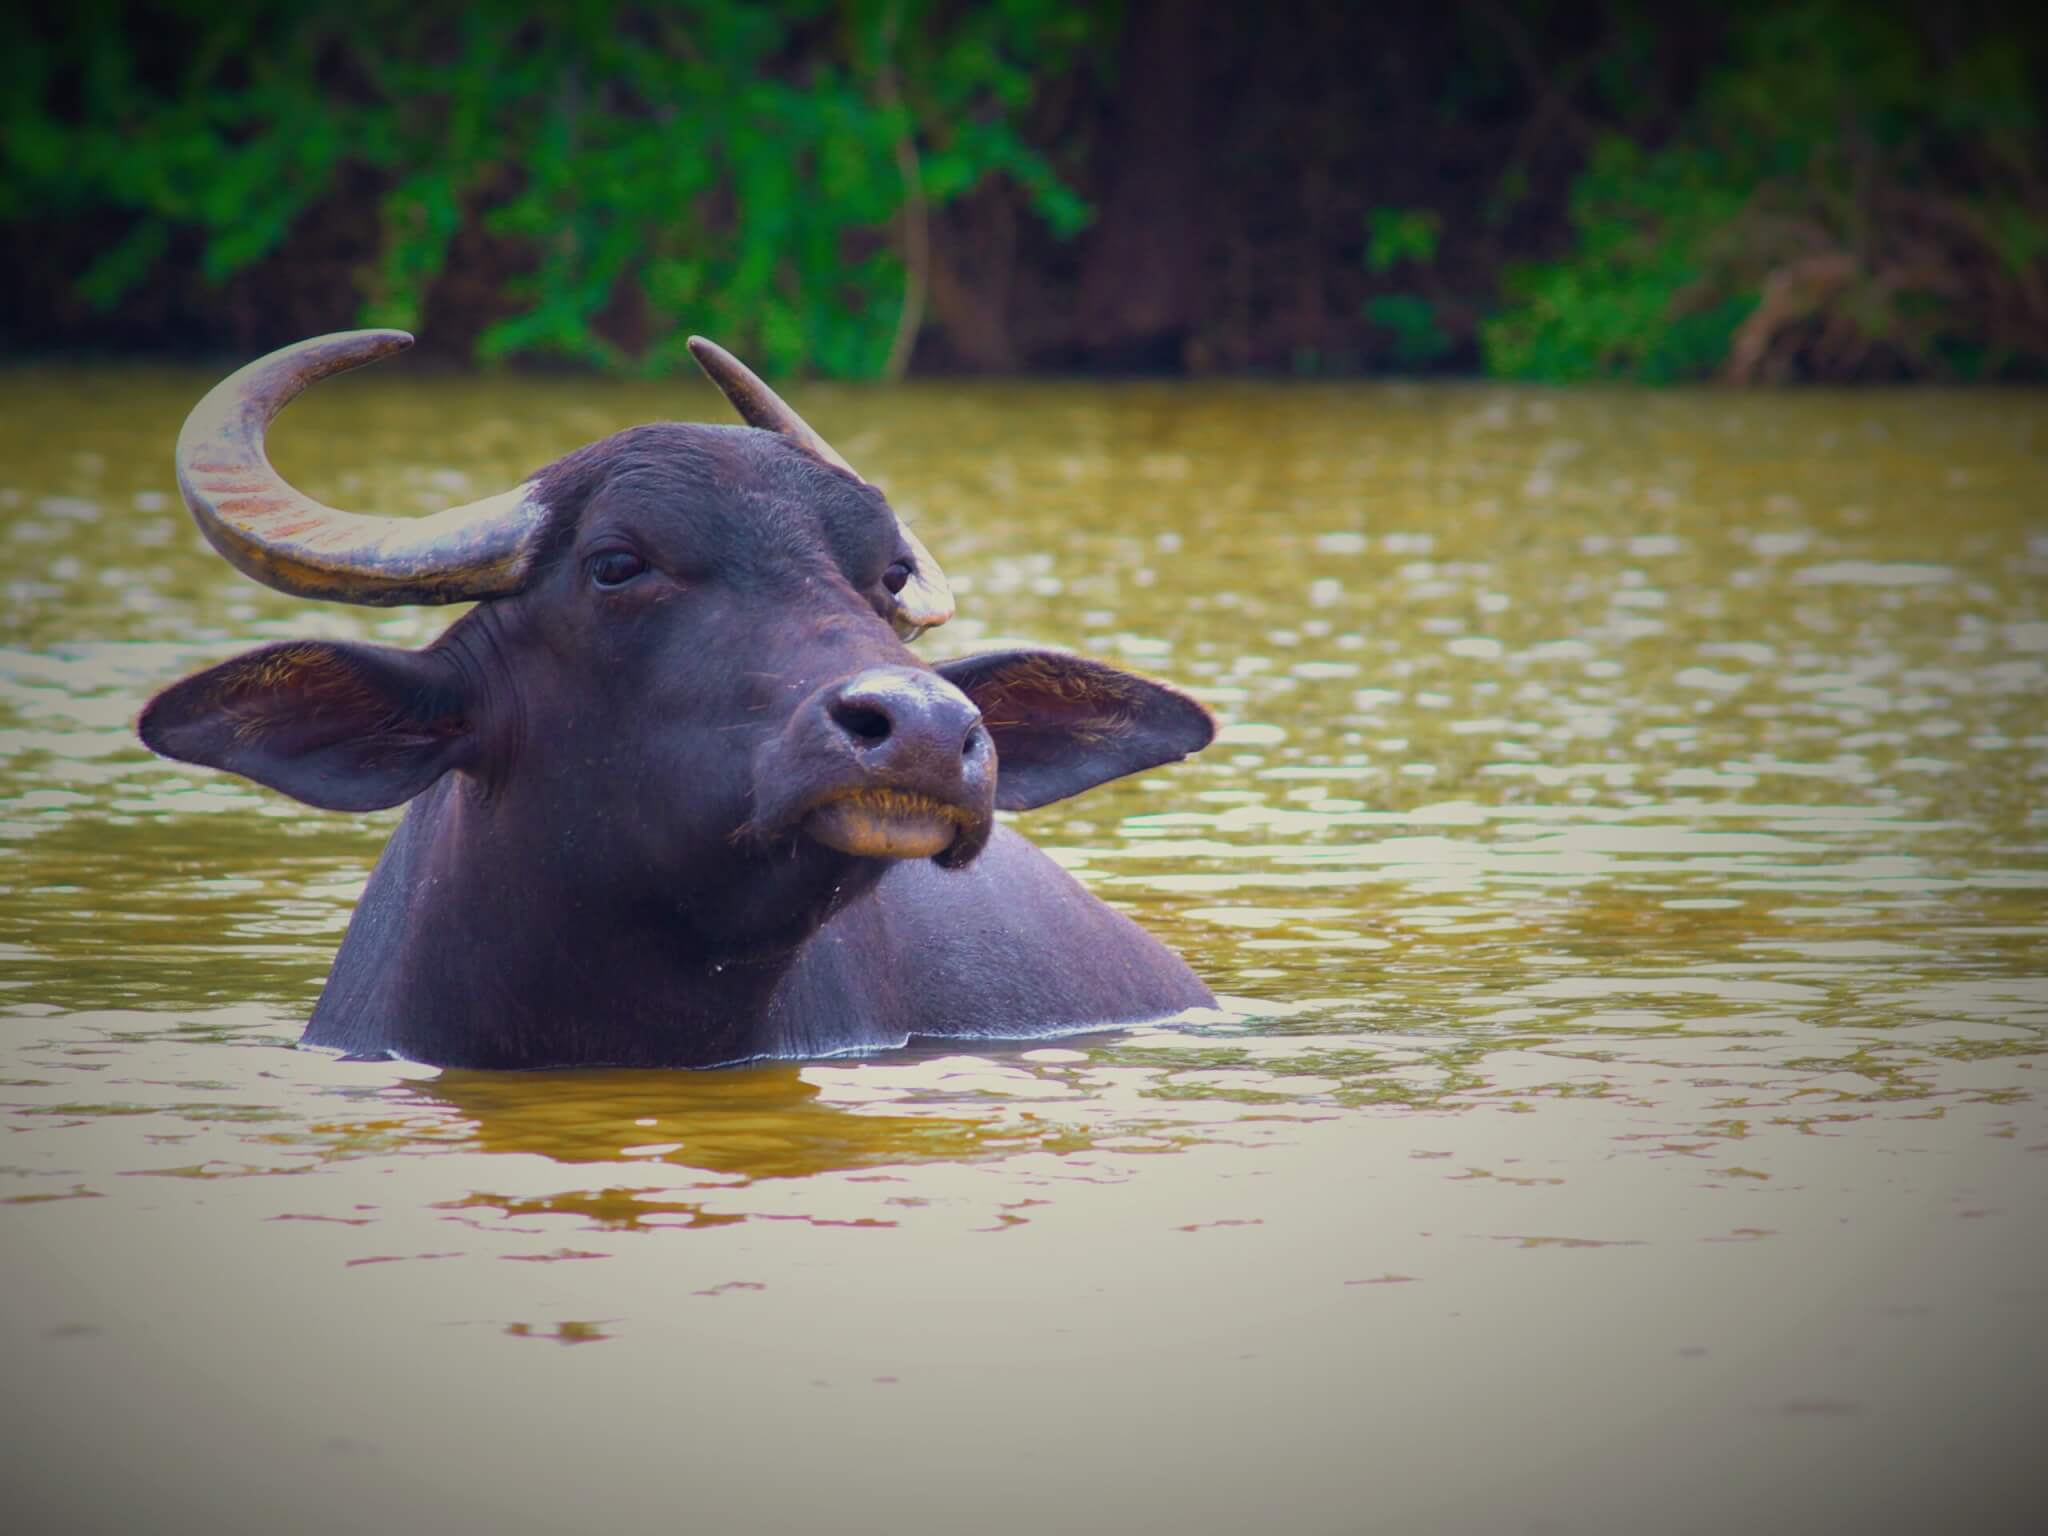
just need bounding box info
[882,560,912,595]
[589,550,647,589]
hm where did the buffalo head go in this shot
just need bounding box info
[139,332,1213,971]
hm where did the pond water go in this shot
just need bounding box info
[2,366,2044,1533]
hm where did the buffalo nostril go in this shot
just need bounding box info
[962,724,984,757]
[831,700,892,746]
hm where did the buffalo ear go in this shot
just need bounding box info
[936,649,1214,811]
[138,640,473,812]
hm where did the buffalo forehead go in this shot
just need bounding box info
[534,423,894,575]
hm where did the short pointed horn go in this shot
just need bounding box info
[687,335,953,638]
[176,330,550,606]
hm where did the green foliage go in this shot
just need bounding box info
[1362,207,1453,368]
[1362,295,1452,367]
[1484,135,1753,383]
[0,0,1104,377]
[1364,206,1440,274]
[1485,1,2048,382]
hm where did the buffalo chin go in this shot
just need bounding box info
[804,790,970,862]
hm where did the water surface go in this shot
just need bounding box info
[2,370,2045,1532]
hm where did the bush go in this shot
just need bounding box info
[0,0,1102,377]
[1483,2,2048,382]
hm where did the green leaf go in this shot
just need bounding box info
[1365,208,1442,274]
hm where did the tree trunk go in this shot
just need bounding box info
[1072,0,1206,372]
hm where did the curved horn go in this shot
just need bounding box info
[176,330,550,607]
[687,335,953,639]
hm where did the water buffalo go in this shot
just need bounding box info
[139,332,1215,1068]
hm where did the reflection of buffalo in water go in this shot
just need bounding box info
[409,1058,1095,1189]
[140,331,1215,1070]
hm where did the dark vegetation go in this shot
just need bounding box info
[5,0,2045,381]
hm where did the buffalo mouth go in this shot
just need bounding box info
[802,788,974,861]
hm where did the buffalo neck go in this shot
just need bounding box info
[307,772,820,1069]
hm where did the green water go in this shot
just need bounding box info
[2,367,2045,1533]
